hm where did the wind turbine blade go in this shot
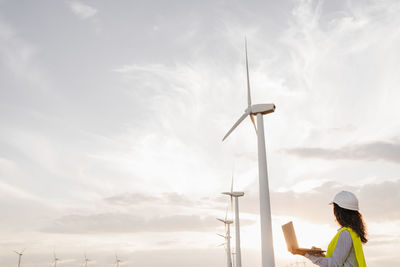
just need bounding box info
[222,110,250,141]
[250,113,257,133]
[245,38,251,108]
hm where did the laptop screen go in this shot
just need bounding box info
[282,221,299,251]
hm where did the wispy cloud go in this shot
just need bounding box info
[68,1,98,20]
[0,20,51,91]
[43,214,219,233]
[104,192,224,209]
[286,139,400,164]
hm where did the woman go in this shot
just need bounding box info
[293,191,367,267]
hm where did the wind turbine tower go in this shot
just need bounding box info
[14,249,24,267]
[217,217,234,267]
[222,39,276,267]
[222,177,244,267]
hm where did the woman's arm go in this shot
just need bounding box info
[304,230,353,267]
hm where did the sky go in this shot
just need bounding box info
[1,0,400,266]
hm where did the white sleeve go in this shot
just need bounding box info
[304,230,353,267]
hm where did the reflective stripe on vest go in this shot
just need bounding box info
[326,227,366,267]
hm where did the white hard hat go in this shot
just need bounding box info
[330,191,359,211]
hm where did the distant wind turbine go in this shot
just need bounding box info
[53,251,60,267]
[114,254,121,267]
[217,210,233,267]
[222,39,276,267]
[83,254,91,267]
[14,249,25,267]
[222,175,244,267]
[216,232,230,254]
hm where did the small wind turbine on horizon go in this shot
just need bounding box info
[222,175,244,267]
[83,254,91,267]
[222,39,276,267]
[53,251,60,267]
[217,210,233,267]
[114,254,121,267]
[14,249,25,267]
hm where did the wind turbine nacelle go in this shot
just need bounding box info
[232,191,245,197]
[222,192,245,197]
[251,103,275,115]
[217,218,234,224]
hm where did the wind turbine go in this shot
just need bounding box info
[222,175,244,267]
[216,232,230,263]
[14,249,25,267]
[217,210,233,267]
[222,39,276,267]
[83,254,91,267]
[53,251,60,267]
[114,254,121,267]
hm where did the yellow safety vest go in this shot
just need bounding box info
[326,227,366,267]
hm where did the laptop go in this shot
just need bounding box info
[281,221,325,254]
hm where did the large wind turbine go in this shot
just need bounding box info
[222,40,276,267]
[222,176,244,267]
[14,249,25,267]
[217,213,233,267]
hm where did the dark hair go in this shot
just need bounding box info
[333,203,368,244]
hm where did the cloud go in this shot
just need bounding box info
[0,20,51,91]
[104,193,159,205]
[104,192,224,209]
[104,178,400,228]
[0,181,57,230]
[68,1,98,19]
[42,213,219,234]
[245,179,400,224]
[43,191,254,234]
[286,139,400,164]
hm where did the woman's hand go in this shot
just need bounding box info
[311,246,326,257]
[290,247,326,257]
[290,249,307,256]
